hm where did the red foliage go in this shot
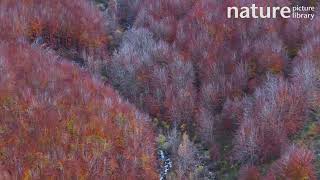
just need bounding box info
[0,0,107,52]
[105,2,318,175]
[135,0,195,42]
[268,145,316,180]
[174,0,289,82]
[118,3,313,169]
[239,165,261,180]
[0,0,318,178]
[113,0,295,137]
[0,42,157,179]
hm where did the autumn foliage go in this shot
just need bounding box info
[0,42,157,179]
[268,145,316,180]
[0,0,320,179]
[238,165,260,180]
[0,0,107,52]
[233,75,309,163]
[107,28,196,125]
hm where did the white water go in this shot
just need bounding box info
[158,149,172,180]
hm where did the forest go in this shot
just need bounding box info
[0,0,319,179]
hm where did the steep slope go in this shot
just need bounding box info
[0,42,157,179]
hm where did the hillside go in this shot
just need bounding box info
[0,0,319,179]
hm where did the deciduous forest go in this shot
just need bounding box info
[0,0,319,179]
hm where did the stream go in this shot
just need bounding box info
[158,149,172,180]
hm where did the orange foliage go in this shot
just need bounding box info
[268,145,316,180]
[0,0,107,51]
[0,42,157,179]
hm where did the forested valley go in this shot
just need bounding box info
[0,0,319,179]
